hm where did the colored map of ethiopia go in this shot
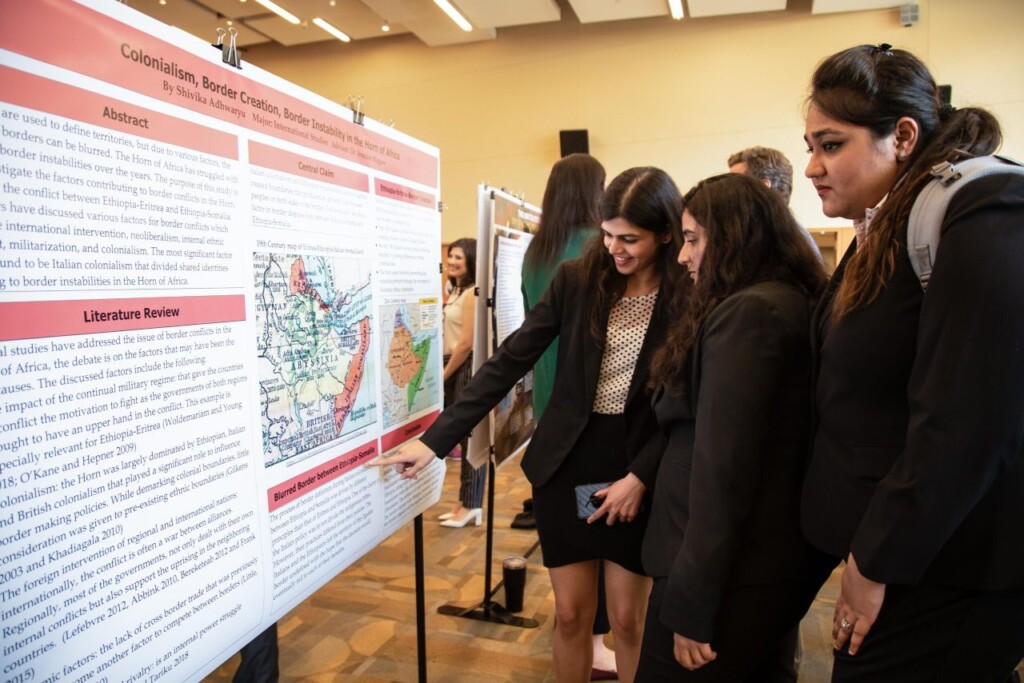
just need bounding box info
[254,252,377,467]
[380,303,439,429]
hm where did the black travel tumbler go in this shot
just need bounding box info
[502,556,527,612]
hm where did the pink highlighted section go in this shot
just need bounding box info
[375,180,436,209]
[0,1,437,186]
[267,440,379,512]
[380,411,439,453]
[0,66,237,160]
[249,141,368,192]
[0,295,245,341]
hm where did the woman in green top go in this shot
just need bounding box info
[522,153,606,417]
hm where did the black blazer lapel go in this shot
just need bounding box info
[808,239,856,446]
[582,302,609,410]
[813,239,856,346]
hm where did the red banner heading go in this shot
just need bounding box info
[267,440,379,512]
[380,410,439,453]
[0,294,246,341]
[249,141,368,192]
[0,0,438,186]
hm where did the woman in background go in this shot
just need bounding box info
[522,153,605,420]
[801,44,1024,681]
[637,173,831,680]
[437,238,485,528]
[374,167,686,683]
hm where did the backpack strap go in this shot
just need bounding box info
[907,154,1024,291]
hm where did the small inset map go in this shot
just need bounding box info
[380,302,440,428]
[255,253,377,467]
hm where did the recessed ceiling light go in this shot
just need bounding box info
[381,23,390,32]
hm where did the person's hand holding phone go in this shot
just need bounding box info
[586,473,645,525]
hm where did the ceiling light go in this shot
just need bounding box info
[253,0,300,24]
[433,0,472,32]
[668,0,684,20]
[159,0,166,4]
[381,23,390,32]
[313,17,351,42]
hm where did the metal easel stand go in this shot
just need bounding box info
[414,514,428,682]
[437,454,539,628]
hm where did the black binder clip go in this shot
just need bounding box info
[213,27,241,69]
[349,95,365,126]
[223,27,242,69]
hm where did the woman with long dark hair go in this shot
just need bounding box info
[522,153,606,421]
[374,167,685,683]
[801,44,1024,681]
[636,173,831,680]
[521,153,620,679]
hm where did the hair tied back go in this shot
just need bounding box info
[871,43,894,56]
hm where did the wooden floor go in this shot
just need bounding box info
[204,456,1019,682]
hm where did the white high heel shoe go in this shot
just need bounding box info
[438,512,455,521]
[439,508,482,528]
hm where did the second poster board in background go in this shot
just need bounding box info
[470,187,540,469]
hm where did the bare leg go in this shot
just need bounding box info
[548,561,600,683]
[603,560,652,683]
[592,562,616,672]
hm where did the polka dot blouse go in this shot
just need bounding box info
[593,291,658,414]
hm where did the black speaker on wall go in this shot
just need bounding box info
[559,129,589,157]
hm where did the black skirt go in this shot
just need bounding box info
[532,412,649,574]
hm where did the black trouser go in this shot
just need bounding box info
[444,355,485,508]
[831,584,1024,683]
[234,623,279,683]
[636,572,827,683]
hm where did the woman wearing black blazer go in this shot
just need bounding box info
[635,174,831,681]
[801,45,1024,682]
[375,167,686,683]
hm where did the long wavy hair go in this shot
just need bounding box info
[809,44,1001,320]
[649,173,827,392]
[524,154,605,269]
[580,167,684,342]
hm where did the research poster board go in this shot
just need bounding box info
[473,188,539,468]
[0,2,445,681]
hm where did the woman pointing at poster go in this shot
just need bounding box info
[372,166,686,683]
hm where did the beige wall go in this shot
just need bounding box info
[245,0,1024,242]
